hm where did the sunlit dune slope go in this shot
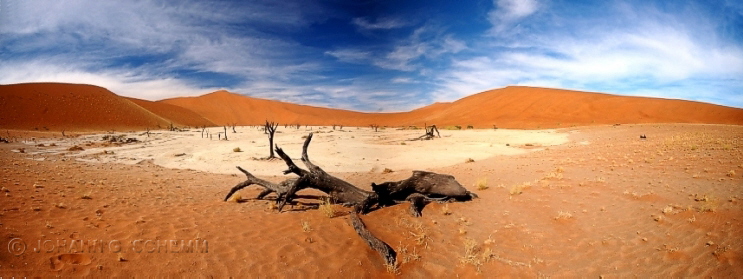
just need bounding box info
[2,83,741,131]
[163,86,743,128]
[0,83,211,131]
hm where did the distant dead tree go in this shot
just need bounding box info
[466,125,474,129]
[411,123,440,141]
[493,125,498,130]
[264,120,279,159]
[370,124,379,132]
[223,126,228,140]
[201,126,207,138]
[232,123,237,133]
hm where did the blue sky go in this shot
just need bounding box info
[1,0,741,111]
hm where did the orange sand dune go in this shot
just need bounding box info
[0,83,213,131]
[163,86,743,129]
[124,97,215,128]
[159,90,376,126]
[2,83,742,131]
[413,86,743,128]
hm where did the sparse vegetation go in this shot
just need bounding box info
[233,147,242,152]
[475,177,488,190]
[441,203,452,215]
[555,211,573,220]
[510,182,531,195]
[301,220,312,232]
[319,197,335,218]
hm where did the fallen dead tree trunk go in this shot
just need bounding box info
[349,211,396,266]
[224,132,477,268]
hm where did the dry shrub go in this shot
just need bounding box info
[382,168,394,174]
[475,177,488,190]
[233,147,242,152]
[228,193,242,203]
[301,220,311,232]
[319,197,336,218]
[554,211,573,220]
[510,182,531,195]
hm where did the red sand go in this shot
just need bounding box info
[2,83,742,131]
[0,83,212,131]
[1,124,741,277]
[162,86,743,129]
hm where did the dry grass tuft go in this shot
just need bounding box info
[441,203,452,215]
[81,191,92,200]
[228,193,242,203]
[319,197,336,218]
[301,220,312,232]
[233,147,242,152]
[554,211,573,220]
[475,177,488,190]
[509,182,531,195]
[727,170,736,177]
[465,158,475,163]
[382,168,394,174]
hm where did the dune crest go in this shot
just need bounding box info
[2,83,742,131]
[0,83,214,131]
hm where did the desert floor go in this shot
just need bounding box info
[1,124,741,277]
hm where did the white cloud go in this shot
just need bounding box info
[0,60,219,100]
[435,0,743,107]
[324,49,371,63]
[488,0,539,32]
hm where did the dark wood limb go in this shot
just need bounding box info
[349,212,396,266]
[274,134,377,213]
[224,166,294,201]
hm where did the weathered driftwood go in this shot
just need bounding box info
[372,170,478,216]
[274,133,378,213]
[349,212,396,266]
[223,166,298,201]
[224,132,477,268]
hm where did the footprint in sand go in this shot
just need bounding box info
[50,253,93,271]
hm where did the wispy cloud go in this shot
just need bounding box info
[488,0,539,32]
[435,0,743,108]
[352,17,409,30]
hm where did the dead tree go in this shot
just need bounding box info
[412,124,440,141]
[223,133,477,267]
[370,124,379,132]
[223,126,228,140]
[264,120,279,159]
[372,171,478,217]
[273,133,376,212]
[201,126,206,138]
[232,123,237,133]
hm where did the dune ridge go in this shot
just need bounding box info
[2,82,742,131]
[0,83,214,131]
[161,86,743,128]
